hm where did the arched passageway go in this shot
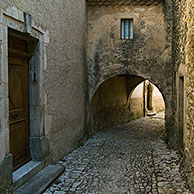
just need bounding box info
[43,74,191,193]
[89,74,166,134]
[45,73,189,193]
[129,80,165,118]
[45,76,189,194]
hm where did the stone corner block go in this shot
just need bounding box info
[0,154,13,193]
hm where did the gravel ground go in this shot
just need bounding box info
[43,112,191,194]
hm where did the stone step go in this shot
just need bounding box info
[13,164,65,194]
[13,161,44,191]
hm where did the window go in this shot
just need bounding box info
[121,19,133,40]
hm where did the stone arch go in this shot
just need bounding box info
[89,70,167,109]
[89,72,168,136]
[127,80,166,117]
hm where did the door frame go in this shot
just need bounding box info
[0,6,50,182]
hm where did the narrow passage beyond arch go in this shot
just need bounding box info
[90,75,166,134]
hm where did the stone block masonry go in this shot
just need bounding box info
[173,0,194,192]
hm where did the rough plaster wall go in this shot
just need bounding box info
[173,0,194,191]
[92,76,128,109]
[130,97,143,118]
[0,0,87,162]
[91,75,145,131]
[153,96,165,112]
[152,85,165,112]
[91,76,130,130]
[130,82,144,118]
[87,2,175,145]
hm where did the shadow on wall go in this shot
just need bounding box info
[89,75,165,133]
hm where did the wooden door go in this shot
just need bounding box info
[8,35,31,170]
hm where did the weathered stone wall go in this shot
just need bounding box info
[0,1,87,191]
[87,3,172,99]
[173,0,194,191]
[87,2,175,144]
[130,97,144,118]
[91,75,139,131]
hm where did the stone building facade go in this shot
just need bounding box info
[1,0,194,193]
[0,1,87,192]
[173,0,194,191]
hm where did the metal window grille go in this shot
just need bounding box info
[121,19,133,40]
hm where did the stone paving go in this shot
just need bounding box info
[44,112,191,194]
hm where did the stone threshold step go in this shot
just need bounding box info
[13,161,44,191]
[13,164,65,194]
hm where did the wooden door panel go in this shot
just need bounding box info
[8,51,30,170]
[9,35,28,53]
[8,64,24,111]
[9,109,25,122]
[8,57,24,65]
[10,122,26,161]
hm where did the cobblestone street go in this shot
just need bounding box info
[44,112,191,194]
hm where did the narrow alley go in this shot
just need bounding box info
[1,1,194,193]
[44,113,191,194]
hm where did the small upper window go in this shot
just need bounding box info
[121,19,133,40]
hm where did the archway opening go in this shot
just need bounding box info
[90,75,165,133]
[129,80,165,119]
